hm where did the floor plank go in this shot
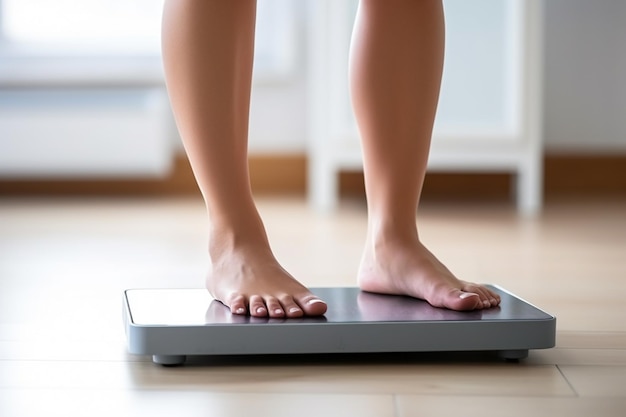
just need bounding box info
[558,365,626,398]
[396,395,626,417]
[0,361,573,397]
[0,390,396,417]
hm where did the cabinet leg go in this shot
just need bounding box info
[308,158,339,211]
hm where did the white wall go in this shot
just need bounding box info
[543,0,626,153]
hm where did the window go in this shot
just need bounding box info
[0,0,297,81]
[2,0,163,55]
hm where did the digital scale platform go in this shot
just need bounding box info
[123,286,555,366]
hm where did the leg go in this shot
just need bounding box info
[350,0,500,310]
[162,0,326,318]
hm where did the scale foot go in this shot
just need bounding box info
[152,355,187,366]
[499,350,529,361]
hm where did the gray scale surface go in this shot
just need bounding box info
[123,286,556,365]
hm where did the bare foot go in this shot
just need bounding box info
[358,233,501,311]
[206,229,327,318]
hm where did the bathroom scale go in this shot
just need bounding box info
[123,286,555,366]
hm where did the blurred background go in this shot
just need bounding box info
[1,3,625,413]
[0,0,624,202]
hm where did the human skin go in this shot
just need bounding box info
[161,0,501,318]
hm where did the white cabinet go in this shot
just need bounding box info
[307,0,544,214]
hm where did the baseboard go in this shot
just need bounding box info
[543,154,626,196]
[0,155,306,197]
[1,153,625,200]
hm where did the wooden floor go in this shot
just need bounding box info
[1,196,624,416]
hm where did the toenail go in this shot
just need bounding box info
[289,307,301,313]
[459,292,478,299]
[483,300,490,307]
[307,299,324,305]
[274,308,283,315]
[256,307,266,314]
[235,307,245,314]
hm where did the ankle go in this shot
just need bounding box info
[366,218,419,247]
[208,218,271,260]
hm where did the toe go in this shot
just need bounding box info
[229,294,247,315]
[472,285,502,308]
[450,289,482,311]
[248,295,268,317]
[265,296,285,318]
[486,288,501,306]
[464,284,492,308]
[279,295,304,318]
[297,294,327,316]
